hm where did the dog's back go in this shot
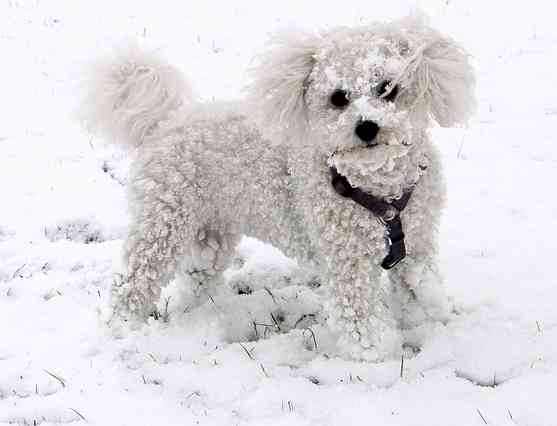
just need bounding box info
[138,102,295,240]
[78,45,295,241]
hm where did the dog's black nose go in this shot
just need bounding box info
[355,120,379,144]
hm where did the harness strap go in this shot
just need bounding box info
[330,166,413,270]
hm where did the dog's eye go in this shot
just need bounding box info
[330,89,350,108]
[377,80,398,102]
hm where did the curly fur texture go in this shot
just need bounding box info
[79,44,191,148]
[81,18,475,361]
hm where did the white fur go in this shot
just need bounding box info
[394,26,476,127]
[78,44,191,148]
[248,30,320,141]
[81,18,474,361]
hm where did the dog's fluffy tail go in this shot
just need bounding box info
[79,44,190,148]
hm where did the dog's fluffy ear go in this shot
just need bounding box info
[401,27,476,127]
[247,30,320,142]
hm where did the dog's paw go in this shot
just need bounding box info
[332,315,403,362]
[104,274,156,332]
[102,302,151,339]
[397,261,452,326]
[413,267,451,324]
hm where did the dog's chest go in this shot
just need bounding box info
[318,187,386,253]
[290,158,387,259]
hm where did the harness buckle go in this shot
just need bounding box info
[380,206,399,223]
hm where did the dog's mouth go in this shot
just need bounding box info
[329,143,409,171]
[328,142,424,198]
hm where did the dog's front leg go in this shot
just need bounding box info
[389,145,451,329]
[389,252,451,330]
[327,256,403,362]
[388,203,451,330]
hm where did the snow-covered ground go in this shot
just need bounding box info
[1,0,557,425]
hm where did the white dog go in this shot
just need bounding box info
[81,17,475,361]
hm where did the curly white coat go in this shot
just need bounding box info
[80,18,475,361]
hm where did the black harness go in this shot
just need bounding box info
[330,166,413,270]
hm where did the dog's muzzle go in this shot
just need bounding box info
[355,120,379,146]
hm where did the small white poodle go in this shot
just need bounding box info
[81,17,475,361]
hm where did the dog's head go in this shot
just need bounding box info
[250,18,475,197]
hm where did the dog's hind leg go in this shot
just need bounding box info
[180,226,240,303]
[110,208,186,324]
[109,158,193,324]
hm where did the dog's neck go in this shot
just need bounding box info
[329,166,413,269]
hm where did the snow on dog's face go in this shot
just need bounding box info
[305,33,424,197]
[250,20,475,197]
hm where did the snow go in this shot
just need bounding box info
[1,0,557,425]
